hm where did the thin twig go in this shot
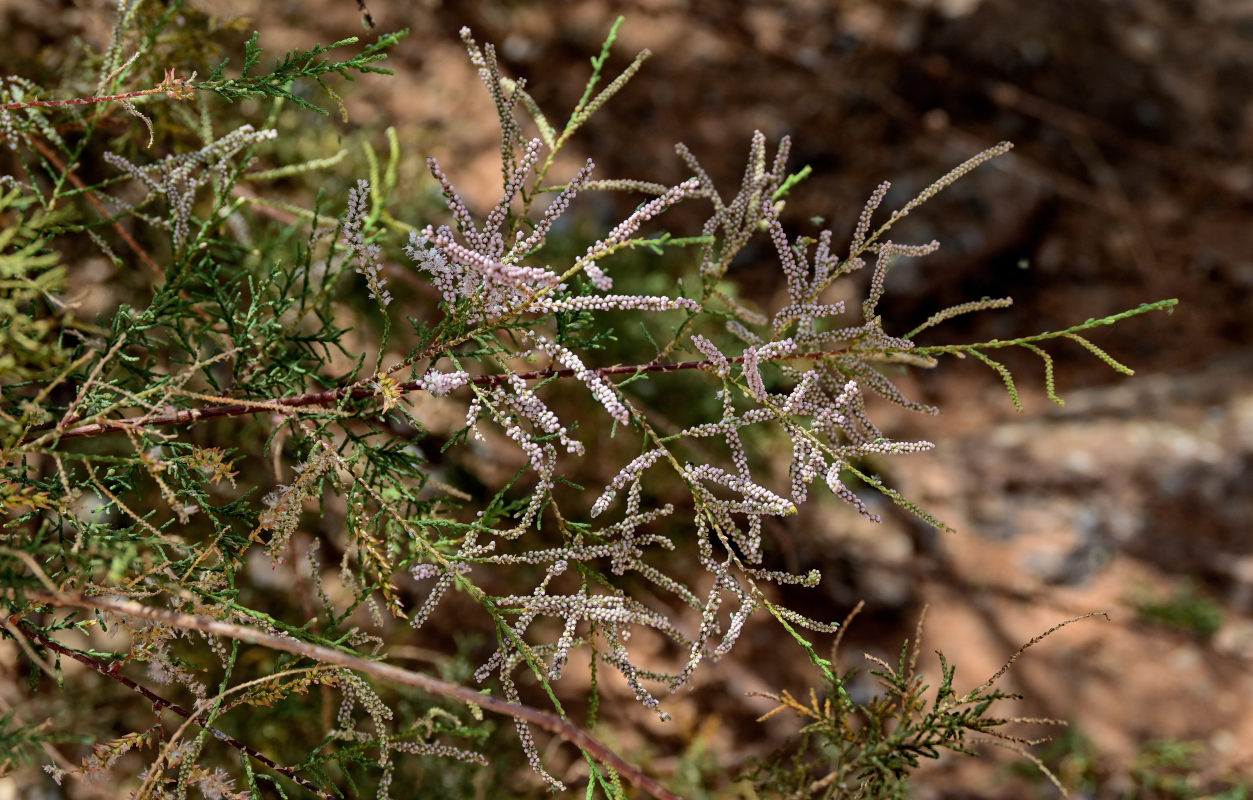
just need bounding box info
[40,349,852,443]
[9,620,334,799]
[28,139,162,274]
[2,616,58,678]
[2,72,192,110]
[18,591,681,800]
[974,611,1109,694]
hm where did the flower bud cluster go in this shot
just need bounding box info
[342,179,392,307]
[574,178,701,290]
[529,334,629,423]
[333,669,394,751]
[417,369,469,397]
[344,123,1001,790]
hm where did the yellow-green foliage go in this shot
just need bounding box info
[0,189,70,383]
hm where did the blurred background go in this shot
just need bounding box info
[4,0,1252,796]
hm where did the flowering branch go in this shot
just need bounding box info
[32,293,1174,445]
[0,10,1180,795]
[37,348,860,443]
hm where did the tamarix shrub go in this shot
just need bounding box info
[0,6,1174,799]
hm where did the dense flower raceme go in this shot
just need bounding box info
[343,179,392,308]
[392,139,702,325]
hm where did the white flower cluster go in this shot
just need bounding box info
[861,239,940,322]
[405,140,567,322]
[590,447,666,518]
[475,582,680,725]
[527,130,952,717]
[462,375,573,536]
[686,463,795,517]
[385,129,989,784]
[404,141,701,335]
[677,130,788,280]
[741,338,797,401]
[772,300,847,338]
[333,669,394,746]
[340,676,489,800]
[691,333,730,375]
[529,293,699,314]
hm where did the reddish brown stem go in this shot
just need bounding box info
[11,618,335,800]
[29,138,162,275]
[42,349,848,443]
[3,86,169,110]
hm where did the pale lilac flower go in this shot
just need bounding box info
[343,180,392,307]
